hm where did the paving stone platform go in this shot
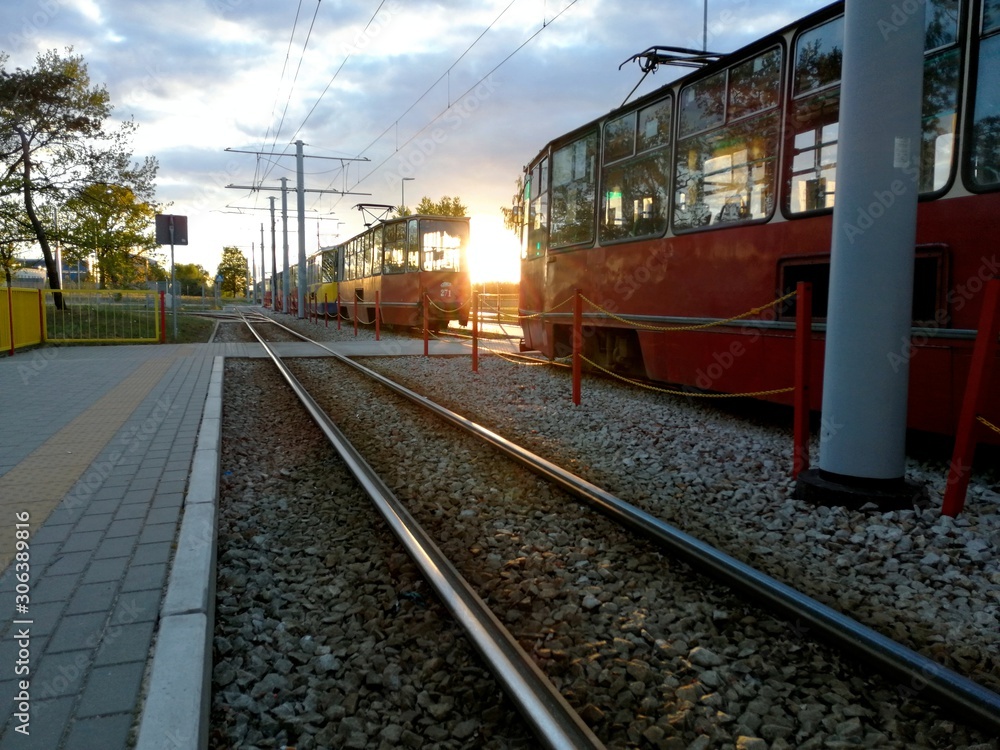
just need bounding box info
[0,324,485,749]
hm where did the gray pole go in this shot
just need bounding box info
[296,140,307,318]
[269,197,277,308]
[260,222,265,305]
[280,177,290,314]
[169,220,177,340]
[798,0,925,504]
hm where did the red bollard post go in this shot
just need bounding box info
[572,289,582,406]
[472,290,479,373]
[793,281,813,479]
[324,294,329,328]
[423,293,429,357]
[353,295,358,337]
[336,293,341,331]
[375,290,381,341]
[943,279,1000,516]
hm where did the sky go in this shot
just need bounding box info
[3,0,827,283]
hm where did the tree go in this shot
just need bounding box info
[216,246,247,298]
[175,263,210,296]
[413,195,468,217]
[0,49,158,303]
[0,197,30,285]
[59,182,157,288]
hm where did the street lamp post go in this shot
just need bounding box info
[401,177,415,215]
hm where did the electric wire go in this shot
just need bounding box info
[339,0,583,202]
[256,0,306,188]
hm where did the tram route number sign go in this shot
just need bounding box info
[155,214,188,246]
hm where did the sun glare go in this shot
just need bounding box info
[469,215,520,284]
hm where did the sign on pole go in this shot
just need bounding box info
[154,214,189,340]
[155,215,188,245]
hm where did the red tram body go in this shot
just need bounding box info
[307,215,471,329]
[518,1,1000,440]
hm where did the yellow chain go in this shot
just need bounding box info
[427,329,550,366]
[977,415,1000,435]
[426,297,471,314]
[513,295,576,320]
[579,289,798,332]
[581,355,793,398]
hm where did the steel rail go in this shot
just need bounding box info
[236,311,605,750]
[252,314,1000,737]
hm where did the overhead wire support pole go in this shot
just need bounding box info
[269,197,277,310]
[296,140,307,318]
[280,177,289,314]
[225,146,372,318]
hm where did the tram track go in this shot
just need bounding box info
[211,311,1000,747]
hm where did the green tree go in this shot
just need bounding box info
[0,49,158,303]
[216,246,247,298]
[413,195,468,217]
[59,182,157,288]
[175,263,209,296]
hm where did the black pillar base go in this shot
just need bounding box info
[794,468,929,511]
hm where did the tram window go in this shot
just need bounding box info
[406,220,420,271]
[362,233,374,278]
[604,113,635,164]
[384,223,405,273]
[420,220,467,272]
[322,249,339,282]
[679,70,725,138]
[637,98,672,152]
[793,16,843,96]
[970,31,1000,186]
[600,97,672,243]
[787,5,962,212]
[789,101,839,213]
[728,47,781,121]
[550,132,597,248]
[920,47,960,192]
[987,0,1000,32]
[371,227,383,277]
[525,158,548,258]
[926,0,960,49]
[674,115,779,230]
[344,242,354,281]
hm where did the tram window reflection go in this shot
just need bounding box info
[970,29,1000,186]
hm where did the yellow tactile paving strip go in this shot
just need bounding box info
[0,356,177,570]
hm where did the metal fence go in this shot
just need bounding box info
[43,290,164,344]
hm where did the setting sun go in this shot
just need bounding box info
[469,215,520,284]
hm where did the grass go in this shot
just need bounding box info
[44,305,217,344]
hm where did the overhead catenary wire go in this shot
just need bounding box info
[256,0,307,189]
[339,0,583,201]
[267,0,325,157]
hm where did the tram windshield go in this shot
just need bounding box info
[420,220,467,272]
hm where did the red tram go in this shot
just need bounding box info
[307,215,471,329]
[517,0,1000,439]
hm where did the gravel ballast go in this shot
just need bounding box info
[210,317,999,749]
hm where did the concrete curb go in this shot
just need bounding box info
[135,356,223,750]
